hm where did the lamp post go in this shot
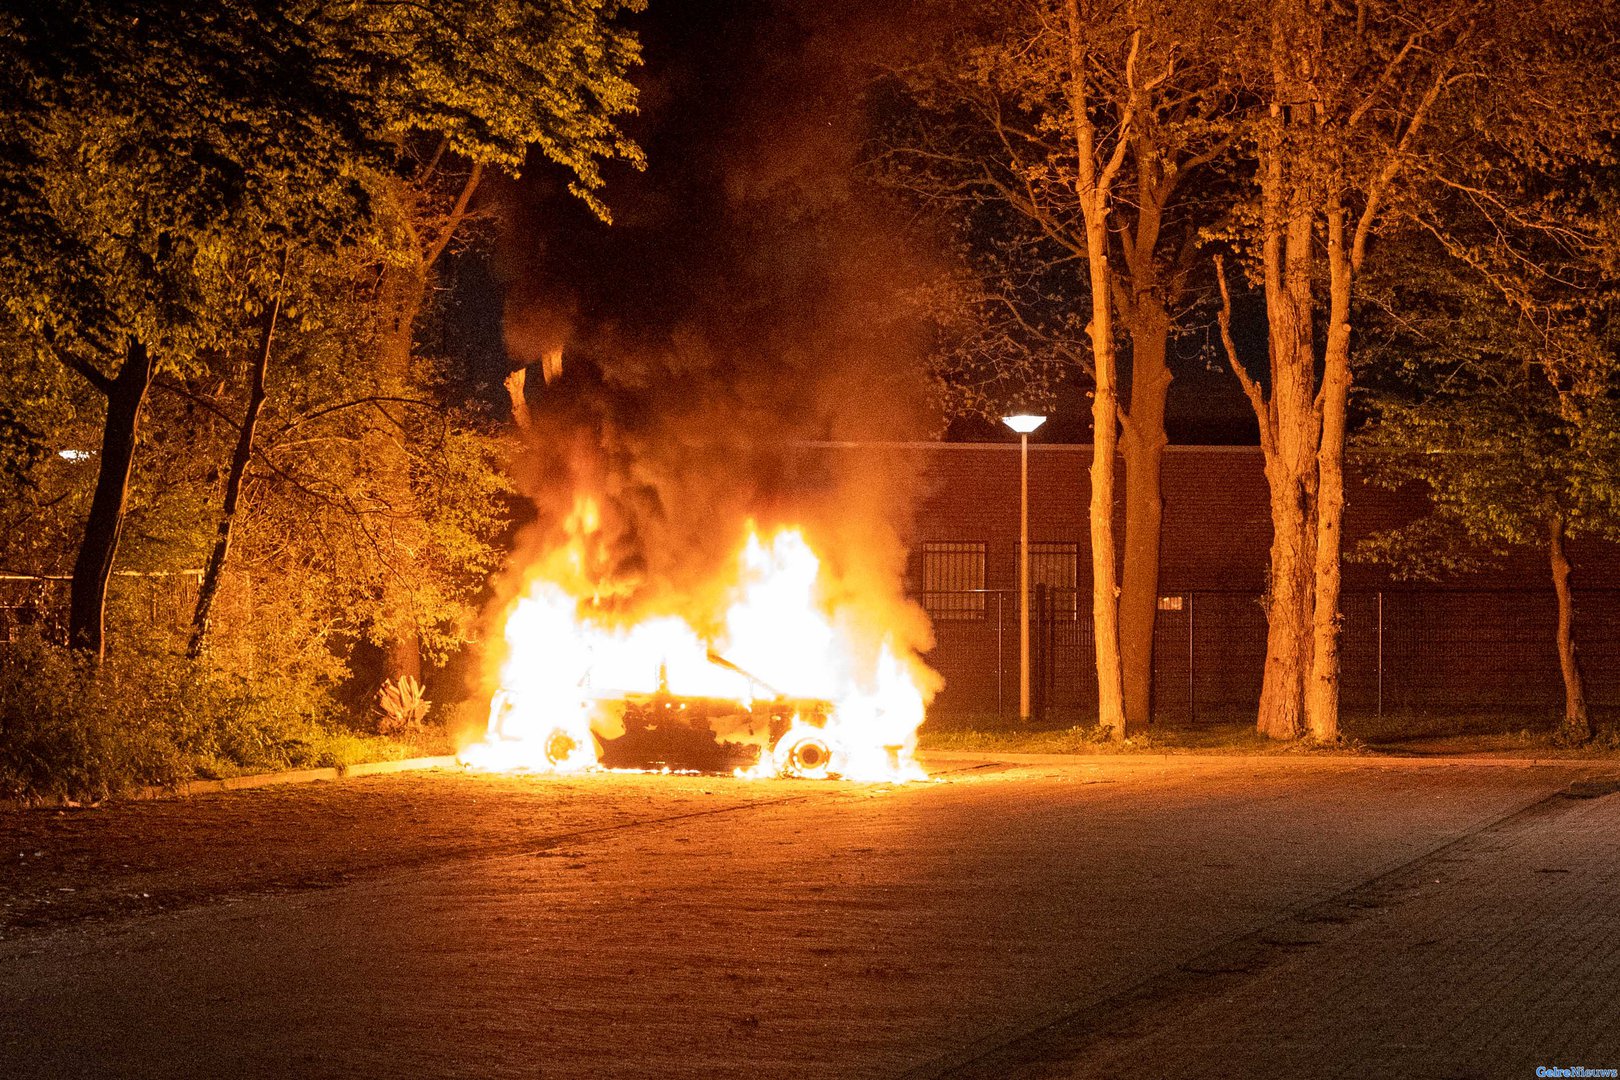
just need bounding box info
[1002,413,1046,722]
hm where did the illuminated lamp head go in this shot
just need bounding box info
[1001,414,1046,435]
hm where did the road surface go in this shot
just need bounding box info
[3,755,1618,1078]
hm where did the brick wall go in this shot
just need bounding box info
[885,442,1620,592]
[805,442,1620,721]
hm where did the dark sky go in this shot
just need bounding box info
[473,0,1255,446]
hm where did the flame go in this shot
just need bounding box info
[461,497,933,781]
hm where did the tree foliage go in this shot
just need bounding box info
[1356,218,1620,741]
[872,0,1232,417]
[0,0,645,784]
[1356,0,1620,569]
[1358,267,1620,578]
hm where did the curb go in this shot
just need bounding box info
[2,755,466,811]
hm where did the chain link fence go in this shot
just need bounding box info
[916,587,1620,723]
[13,573,1613,723]
[0,573,203,645]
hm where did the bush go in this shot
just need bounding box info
[0,632,422,804]
[0,635,185,802]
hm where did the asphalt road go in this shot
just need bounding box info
[2,755,1618,1079]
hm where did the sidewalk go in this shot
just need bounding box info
[934,782,1620,1080]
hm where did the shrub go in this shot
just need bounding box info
[0,635,186,802]
[0,632,422,803]
[375,675,432,738]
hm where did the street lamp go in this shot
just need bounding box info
[1002,413,1046,722]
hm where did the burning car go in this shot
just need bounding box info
[486,652,843,778]
[463,513,932,782]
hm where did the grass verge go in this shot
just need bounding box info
[919,710,1620,759]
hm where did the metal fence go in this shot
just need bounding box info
[914,587,1620,722]
[0,572,202,645]
[11,573,1613,722]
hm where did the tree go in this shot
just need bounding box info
[187,249,288,658]
[1211,0,1515,740]
[0,1,386,658]
[0,0,644,661]
[206,266,517,681]
[1357,253,1620,741]
[1213,0,1620,741]
[0,229,519,716]
[876,0,1233,734]
[1354,34,1620,742]
[346,0,645,681]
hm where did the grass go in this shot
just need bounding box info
[919,718,1347,756]
[184,728,456,782]
[918,708,1620,759]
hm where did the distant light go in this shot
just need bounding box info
[57,449,92,461]
[1001,414,1046,435]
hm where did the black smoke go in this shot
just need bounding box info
[491,0,942,623]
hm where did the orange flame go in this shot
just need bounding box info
[462,497,934,781]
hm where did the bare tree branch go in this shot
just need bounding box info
[1215,254,1274,456]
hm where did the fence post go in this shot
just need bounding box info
[1377,590,1384,718]
[1031,583,1047,723]
[996,590,1004,720]
[1187,592,1196,725]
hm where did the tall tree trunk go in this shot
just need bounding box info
[1255,206,1318,741]
[1119,300,1171,734]
[1252,0,1322,741]
[1306,205,1354,741]
[69,340,156,659]
[1257,456,1314,739]
[1066,0,1130,739]
[1306,362,1348,741]
[1547,513,1591,742]
[188,273,285,659]
[1087,296,1127,739]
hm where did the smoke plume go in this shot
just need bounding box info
[487,0,942,687]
